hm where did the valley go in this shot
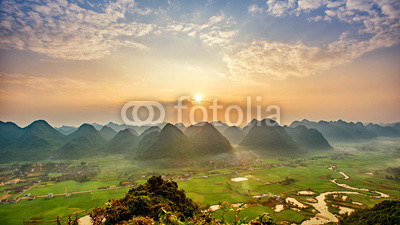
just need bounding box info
[1,137,399,225]
[1,0,400,223]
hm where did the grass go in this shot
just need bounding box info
[212,206,305,224]
[47,173,62,178]
[0,187,129,225]
[0,139,399,224]
[28,180,121,196]
[176,175,251,205]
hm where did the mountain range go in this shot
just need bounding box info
[1,120,64,161]
[135,124,196,161]
[290,119,400,143]
[0,119,398,164]
[239,119,303,157]
[56,124,107,159]
[107,128,140,154]
[185,122,233,156]
[222,126,245,145]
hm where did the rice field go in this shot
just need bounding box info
[1,140,399,225]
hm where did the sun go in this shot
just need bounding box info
[193,95,203,103]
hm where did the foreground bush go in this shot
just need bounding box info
[62,176,400,224]
[339,200,400,225]
[90,176,200,224]
[88,176,276,225]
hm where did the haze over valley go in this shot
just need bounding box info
[0,0,399,224]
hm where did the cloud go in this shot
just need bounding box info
[0,0,154,60]
[223,30,398,80]
[0,73,86,91]
[0,1,238,60]
[266,0,297,16]
[248,4,264,14]
[0,0,398,81]
[164,13,237,47]
[225,0,400,80]
[297,0,324,11]
[224,41,320,80]
[0,72,130,103]
[228,41,357,80]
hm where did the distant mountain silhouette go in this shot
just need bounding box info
[0,121,24,148]
[90,123,102,130]
[185,122,233,156]
[91,122,138,133]
[1,120,64,162]
[239,119,301,157]
[22,120,64,143]
[135,124,195,162]
[174,122,186,132]
[139,126,161,138]
[390,122,400,129]
[56,124,106,159]
[365,123,399,137]
[284,125,332,151]
[17,120,64,152]
[134,123,234,166]
[242,120,256,135]
[99,126,117,141]
[290,119,399,143]
[125,127,139,136]
[211,121,229,134]
[90,122,175,134]
[108,128,140,154]
[2,119,397,163]
[56,125,78,135]
[0,120,234,163]
[104,122,132,132]
[242,118,279,135]
[222,126,245,145]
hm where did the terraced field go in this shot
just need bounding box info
[1,139,399,225]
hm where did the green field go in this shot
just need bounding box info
[0,188,129,225]
[1,139,399,225]
[28,180,121,196]
[212,206,305,224]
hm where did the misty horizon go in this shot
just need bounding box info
[2,117,400,129]
[0,0,399,127]
[0,0,399,224]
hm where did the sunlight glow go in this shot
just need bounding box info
[194,95,203,103]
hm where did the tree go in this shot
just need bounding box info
[70,176,278,225]
[249,213,275,225]
[56,216,62,225]
[90,176,200,224]
[339,200,400,225]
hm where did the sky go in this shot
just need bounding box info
[0,0,399,127]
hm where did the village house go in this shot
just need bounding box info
[5,178,20,185]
